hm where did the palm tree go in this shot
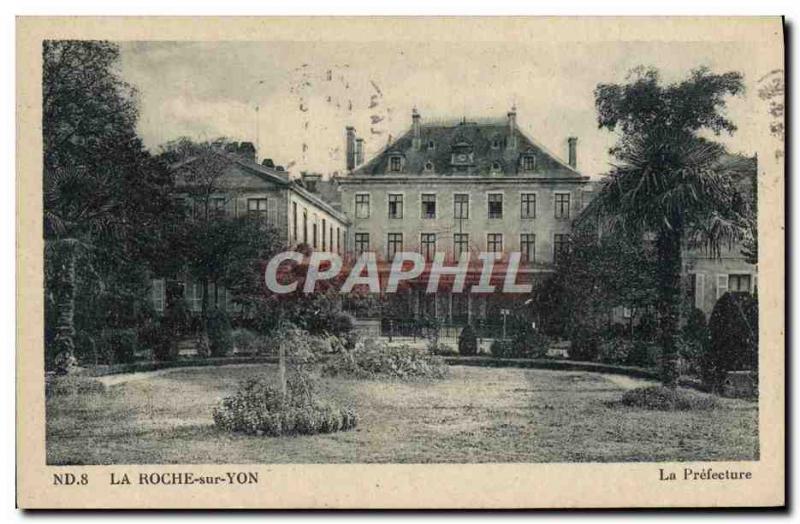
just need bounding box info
[591,134,750,386]
[44,167,118,373]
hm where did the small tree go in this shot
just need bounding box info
[704,292,758,390]
[458,324,478,356]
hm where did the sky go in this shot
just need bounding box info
[118,39,781,179]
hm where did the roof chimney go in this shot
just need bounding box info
[355,138,364,166]
[261,158,275,168]
[507,106,517,149]
[345,126,356,172]
[238,142,256,162]
[567,137,578,169]
[412,108,421,150]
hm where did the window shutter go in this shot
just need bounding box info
[268,198,278,224]
[694,273,705,310]
[716,274,729,299]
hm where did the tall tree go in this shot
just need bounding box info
[592,66,748,386]
[43,41,176,372]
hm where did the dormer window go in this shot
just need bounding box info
[424,161,434,172]
[389,155,402,172]
[426,140,436,151]
[521,154,536,172]
[491,161,502,173]
[450,140,474,167]
[491,136,505,150]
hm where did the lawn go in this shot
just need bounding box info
[46,364,759,464]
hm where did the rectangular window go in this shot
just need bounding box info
[321,219,327,250]
[729,274,752,293]
[553,234,570,263]
[420,233,436,261]
[487,233,503,253]
[454,194,469,219]
[389,156,402,172]
[337,227,341,254]
[302,210,308,244]
[152,279,165,313]
[188,282,203,313]
[355,194,370,219]
[716,274,730,299]
[421,194,436,219]
[488,193,503,219]
[555,193,571,219]
[292,202,298,241]
[247,198,268,218]
[330,226,334,253]
[521,193,536,219]
[355,232,370,254]
[454,233,469,259]
[520,234,536,262]
[523,155,536,171]
[312,223,318,249]
[387,233,403,260]
[388,194,404,219]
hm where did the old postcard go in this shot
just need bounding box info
[16,16,785,509]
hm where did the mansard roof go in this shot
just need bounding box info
[353,117,583,178]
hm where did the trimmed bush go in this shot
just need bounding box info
[207,307,233,357]
[428,340,457,356]
[45,375,106,399]
[98,329,138,365]
[490,339,513,358]
[322,339,448,380]
[458,324,478,356]
[213,371,358,437]
[704,292,758,390]
[618,385,719,411]
[231,328,258,354]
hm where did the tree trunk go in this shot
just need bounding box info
[53,240,78,374]
[655,228,683,388]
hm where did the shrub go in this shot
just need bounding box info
[618,385,719,411]
[322,339,448,380]
[704,292,758,390]
[328,311,355,336]
[428,340,457,356]
[636,312,658,341]
[490,339,513,358]
[458,324,478,356]
[490,331,551,359]
[231,328,258,354]
[569,325,599,361]
[207,307,233,357]
[97,329,138,365]
[679,308,710,377]
[139,322,178,361]
[213,371,358,436]
[45,374,106,399]
[597,338,633,365]
[626,341,660,368]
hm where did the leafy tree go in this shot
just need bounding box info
[591,66,748,386]
[704,292,758,390]
[43,41,177,372]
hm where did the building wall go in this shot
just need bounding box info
[685,243,757,316]
[287,190,349,253]
[339,175,590,265]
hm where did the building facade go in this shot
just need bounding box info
[336,109,591,324]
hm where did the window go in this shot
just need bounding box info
[355,233,370,254]
[729,274,752,293]
[336,227,341,253]
[427,140,436,151]
[322,219,327,250]
[389,156,402,172]
[555,193,571,219]
[388,194,403,219]
[355,193,370,219]
[491,137,502,149]
[692,273,706,309]
[521,193,536,219]
[303,210,308,244]
[522,155,536,171]
[491,161,502,172]
[487,233,503,253]
[454,233,469,259]
[553,234,570,263]
[312,222,318,249]
[330,226,334,253]
[387,233,403,260]
[421,194,436,219]
[520,234,535,262]
[424,161,434,172]
[292,202,298,241]
[152,279,165,313]
[188,282,203,312]
[420,233,436,261]
[210,197,226,217]
[716,274,729,299]
[247,198,268,218]
[454,194,469,219]
[488,193,503,219]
